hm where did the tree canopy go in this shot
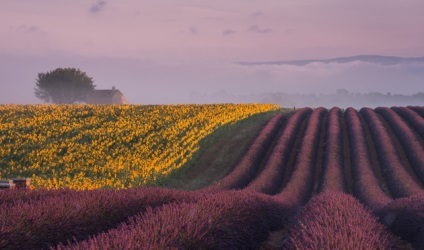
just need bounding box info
[34,68,96,104]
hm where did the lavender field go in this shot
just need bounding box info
[1,106,424,249]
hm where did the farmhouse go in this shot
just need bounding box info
[85,86,129,104]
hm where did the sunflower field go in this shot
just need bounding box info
[0,104,279,190]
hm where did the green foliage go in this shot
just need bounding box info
[34,68,96,104]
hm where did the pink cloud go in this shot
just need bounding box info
[248,25,272,34]
[90,0,107,14]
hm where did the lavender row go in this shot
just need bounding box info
[204,113,285,192]
[283,192,405,249]
[0,188,72,207]
[57,190,291,250]
[344,108,391,210]
[318,107,346,193]
[274,107,327,207]
[0,188,199,249]
[377,194,424,249]
[392,106,424,140]
[246,108,312,194]
[408,106,424,117]
[375,107,424,183]
[360,108,423,197]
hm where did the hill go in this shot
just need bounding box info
[238,55,424,66]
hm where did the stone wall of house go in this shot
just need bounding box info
[112,93,129,104]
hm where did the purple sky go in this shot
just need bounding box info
[1,0,424,104]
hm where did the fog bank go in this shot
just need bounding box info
[1,54,423,108]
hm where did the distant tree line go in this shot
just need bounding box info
[189,89,424,108]
[258,89,424,108]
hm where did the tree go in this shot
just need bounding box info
[34,68,96,104]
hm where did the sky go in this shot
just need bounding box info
[1,0,424,104]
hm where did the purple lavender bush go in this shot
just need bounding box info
[284,192,406,249]
[378,194,424,249]
[318,107,346,192]
[0,188,71,207]
[0,188,199,249]
[57,190,291,250]
[408,106,424,117]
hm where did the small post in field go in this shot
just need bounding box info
[11,178,31,189]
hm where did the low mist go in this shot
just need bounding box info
[1,54,424,108]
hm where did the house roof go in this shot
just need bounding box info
[87,89,123,99]
[85,87,129,104]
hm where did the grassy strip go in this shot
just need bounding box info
[159,109,294,190]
